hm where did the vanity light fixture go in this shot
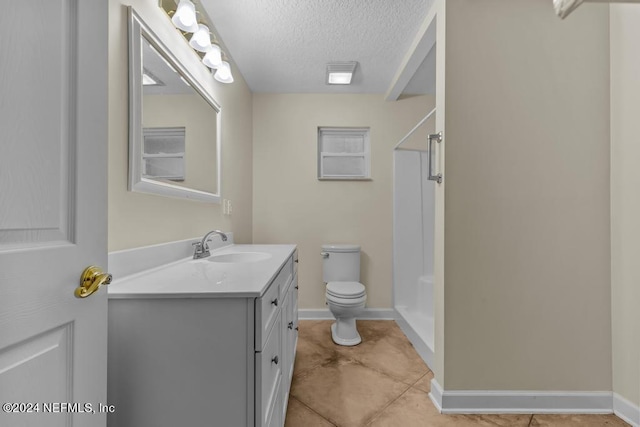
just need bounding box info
[172,0,199,32]
[326,61,358,85]
[163,0,234,84]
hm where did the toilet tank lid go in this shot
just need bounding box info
[322,244,360,253]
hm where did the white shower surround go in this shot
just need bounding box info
[393,149,436,368]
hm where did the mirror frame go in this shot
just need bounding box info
[128,7,222,203]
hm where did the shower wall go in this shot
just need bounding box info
[393,149,435,357]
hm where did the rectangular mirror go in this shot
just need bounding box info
[128,7,221,203]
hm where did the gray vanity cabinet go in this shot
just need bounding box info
[108,250,298,427]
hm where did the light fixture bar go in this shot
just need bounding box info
[162,0,234,84]
[326,61,358,85]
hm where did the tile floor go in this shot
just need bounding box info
[285,320,629,427]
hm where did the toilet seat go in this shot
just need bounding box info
[326,281,366,308]
[326,294,366,307]
[326,281,366,299]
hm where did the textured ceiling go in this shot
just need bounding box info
[199,0,433,93]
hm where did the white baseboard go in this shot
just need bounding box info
[429,378,444,412]
[429,379,614,414]
[614,393,640,427]
[298,308,396,320]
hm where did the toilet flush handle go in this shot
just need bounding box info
[321,252,329,258]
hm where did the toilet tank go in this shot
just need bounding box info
[322,244,361,282]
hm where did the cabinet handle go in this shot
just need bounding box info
[295,326,299,331]
[271,355,279,365]
[428,132,443,184]
[271,298,278,306]
[295,285,298,290]
[288,321,293,330]
[294,259,299,263]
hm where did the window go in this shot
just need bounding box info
[142,127,185,181]
[317,127,370,180]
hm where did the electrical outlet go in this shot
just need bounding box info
[222,199,232,216]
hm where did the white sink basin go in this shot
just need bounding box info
[207,252,272,263]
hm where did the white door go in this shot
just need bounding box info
[0,1,109,426]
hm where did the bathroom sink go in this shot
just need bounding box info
[206,252,272,263]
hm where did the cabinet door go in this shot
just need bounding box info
[280,290,292,423]
[256,312,282,427]
[288,273,299,384]
[282,272,298,423]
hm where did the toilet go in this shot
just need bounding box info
[321,244,367,346]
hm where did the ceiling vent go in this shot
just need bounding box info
[326,62,358,85]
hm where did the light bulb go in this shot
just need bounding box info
[172,0,198,33]
[216,62,231,79]
[214,61,234,84]
[328,72,353,84]
[189,24,211,52]
[202,44,222,69]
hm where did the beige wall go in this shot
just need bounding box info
[108,0,253,251]
[610,4,640,408]
[253,94,434,309]
[441,0,611,390]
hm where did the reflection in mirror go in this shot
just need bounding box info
[128,7,221,203]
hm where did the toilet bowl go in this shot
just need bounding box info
[326,281,366,345]
[321,244,367,346]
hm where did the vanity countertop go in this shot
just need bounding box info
[107,244,297,299]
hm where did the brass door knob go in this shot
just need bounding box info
[74,266,112,298]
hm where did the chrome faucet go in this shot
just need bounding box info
[193,230,228,259]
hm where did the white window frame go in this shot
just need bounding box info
[317,127,371,180]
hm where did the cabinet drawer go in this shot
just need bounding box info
[278,256,294,302]
[256,314,282,427]
[256,278,281,351]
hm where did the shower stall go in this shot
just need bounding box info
[393,108,436,368]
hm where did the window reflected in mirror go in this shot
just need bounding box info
[142,127,185,181]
